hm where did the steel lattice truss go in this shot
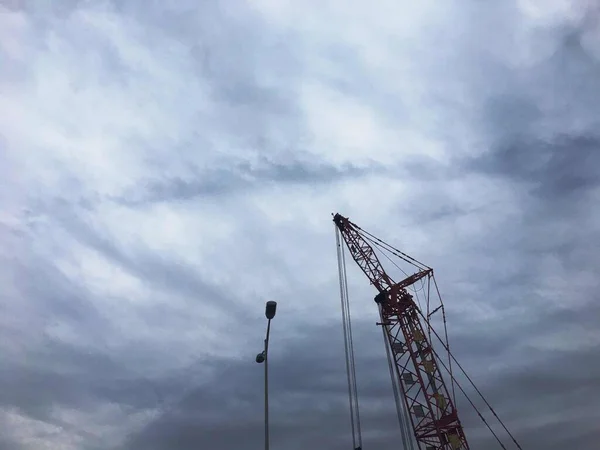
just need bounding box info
[333,213,469,450]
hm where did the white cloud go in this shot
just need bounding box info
[1,4,215,201]
[1,1,599,449]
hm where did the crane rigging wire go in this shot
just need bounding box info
[334,214,522,450]
[337,224,419,450]
[414,288,524,450]
[357,226,521,449]
[425,339,509,450]
[355,222,523,450]
[354,224,430,271]
[336,226,362,450]
[363,234,458,404]
[341,233,363,447]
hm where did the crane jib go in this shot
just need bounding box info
[333,212,469,450]
[332,212,523,450]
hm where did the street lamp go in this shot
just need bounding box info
[256,301,277,450]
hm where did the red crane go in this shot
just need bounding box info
[333,213,522,450]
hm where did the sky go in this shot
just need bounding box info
[1,0,599,449]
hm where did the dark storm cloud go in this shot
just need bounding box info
[34,199,253,316]
[443,16,600,449]
[0,208,258,443]
[459,339,600,448]
[9,254,106,330]
[451,14,600,295]
[121,322,405,450]
[468,19,600,200]
[1,246,175,421]
[0,256,224,447]
[472,133,600,198]
[0,437,23,450]
[1,347,117,421]
[119,158,387,204]
[120,302,600,450]
[2,1,600,450]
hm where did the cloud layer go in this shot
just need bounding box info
[1,0,599,449]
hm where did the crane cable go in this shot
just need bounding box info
[364,237,458,407]
[363,235,456,403]
[417,326,509,450]
[337,225,414,450]
[417,293,523,450]
[381,319,416,450]
[342,239,363,448]
[336,226,362,450]
[359,227,522,449]
[353,223,430,271]
[349,227,416,449]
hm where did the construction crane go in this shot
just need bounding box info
[333,213,522,450]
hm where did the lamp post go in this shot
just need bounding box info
[256,301,277,450]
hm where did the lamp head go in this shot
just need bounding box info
[265,301,277,320]
[256,352,266,363]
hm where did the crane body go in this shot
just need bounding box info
[333,213,468,450]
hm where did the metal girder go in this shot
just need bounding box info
[333,213,469,450]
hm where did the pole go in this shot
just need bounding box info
[265,319,271,450]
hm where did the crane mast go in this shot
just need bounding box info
[333,213,469,450]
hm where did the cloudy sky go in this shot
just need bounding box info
[1,0,600,449]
